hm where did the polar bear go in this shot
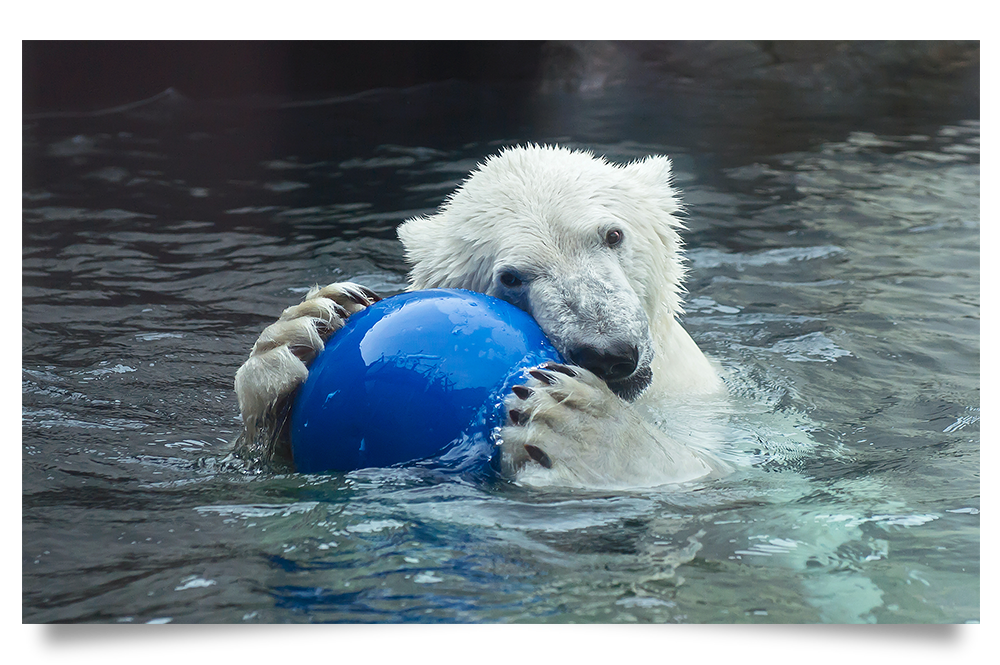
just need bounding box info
[234,145,729,488]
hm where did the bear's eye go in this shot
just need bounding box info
[605,228,624,248]
[499,270,523,288]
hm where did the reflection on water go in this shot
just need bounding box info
[22,83,978,623]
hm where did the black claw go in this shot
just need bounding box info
[344,284,381,307]
[288,344,317,363]
[344,289,368,306]
[529,369,557,385]
[524,444,553,469]
[313,318,335,337]
[542,362,578,377]
[512,385,533,400]
[331,302,350,319]
[508,409,527,426]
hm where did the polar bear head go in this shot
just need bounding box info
[396,145,687,401]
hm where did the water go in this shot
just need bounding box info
[22,81,979,624]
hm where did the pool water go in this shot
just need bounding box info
[22,81,979,623]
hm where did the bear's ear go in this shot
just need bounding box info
[623,155,675,190]
[396,213,449,287]
[622,155,682,218]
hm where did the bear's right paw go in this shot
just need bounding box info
[269,282,380,362]
[233,282,380,462]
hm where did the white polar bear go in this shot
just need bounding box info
[234,145,729,488]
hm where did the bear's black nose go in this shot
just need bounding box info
[567,342,639,383]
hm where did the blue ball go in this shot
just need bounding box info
[289,289,564,473]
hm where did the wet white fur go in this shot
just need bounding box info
[235,145,727,487]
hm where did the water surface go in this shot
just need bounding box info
[22,82,979,623]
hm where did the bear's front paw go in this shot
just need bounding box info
[233,281,380,462]
[499,362,626,479]
[265,282,380,361]
[498,362,719,488]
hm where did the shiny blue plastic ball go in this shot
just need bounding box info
[289,289,563,473]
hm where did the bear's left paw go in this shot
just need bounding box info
[497,361,721,488]
[499,362,629,478]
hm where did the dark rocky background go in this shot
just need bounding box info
[23,40,978,116]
